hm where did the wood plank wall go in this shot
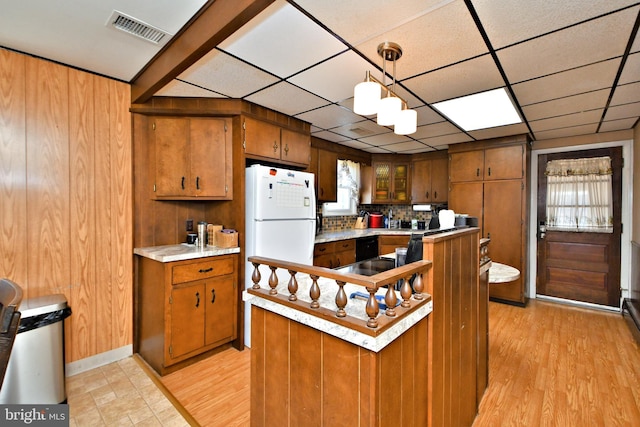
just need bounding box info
[0,48,133,363]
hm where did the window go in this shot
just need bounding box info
[322,159,360,216]
[545,156,613,233]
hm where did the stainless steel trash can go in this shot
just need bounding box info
[0,294,71,404]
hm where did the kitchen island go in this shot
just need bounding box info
[245,227,484,427]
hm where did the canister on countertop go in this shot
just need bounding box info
[197,221,207,248]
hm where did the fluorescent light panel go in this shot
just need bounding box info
[432,88,521,131]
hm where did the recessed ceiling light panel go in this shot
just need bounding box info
[432,88,521,131]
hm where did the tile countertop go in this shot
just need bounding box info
[315,228,420,244]
[134,244,240,263]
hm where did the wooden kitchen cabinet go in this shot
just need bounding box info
[317,149,338,202]
[243,116,310,168]
[378,235,410,256]
[137,254,238,375]
[411,155,448,203]
[370,160,411,204]
[154,117,232,200]
[313,239,355,268]
[448,137,530,305]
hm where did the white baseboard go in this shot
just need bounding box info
[65,345,133,377]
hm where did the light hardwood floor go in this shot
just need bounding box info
[156,300,640,426]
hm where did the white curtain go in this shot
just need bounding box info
[545,156,613,233]
[338,159,360,204]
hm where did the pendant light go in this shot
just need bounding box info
[353,42,417,134]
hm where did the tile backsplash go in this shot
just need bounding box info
[319,204,435,233]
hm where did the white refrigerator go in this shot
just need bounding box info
[244,164,316,347]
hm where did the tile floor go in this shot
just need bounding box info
[66,356,192,426]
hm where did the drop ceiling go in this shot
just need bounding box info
[1,0,639,154]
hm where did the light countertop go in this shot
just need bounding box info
[315,228,421,244]
[134,244,240,263]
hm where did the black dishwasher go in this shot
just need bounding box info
[356,236,378,262]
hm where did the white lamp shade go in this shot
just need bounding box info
[353,81,381,116]
[394,108,417,135]
[377,95,402,126]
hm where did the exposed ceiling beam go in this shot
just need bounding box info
[130,0,275,104]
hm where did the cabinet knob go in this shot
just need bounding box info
[211,288,216,304]
[434,191,437,199]
[273,141,279,153]
[181,176,185,190]
[196,176,200,190]
[425,191,429,199]
[199,267,213,273]
[195,291,200,308]
[284,143,289,156]
[476,168,480,177]
[488,167,491,176]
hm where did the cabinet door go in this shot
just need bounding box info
[412,160,431,203]
[484,180,524,303]
[190,118,232,198]
[281,128,310,166]
[484,145,523,180]
[317,149,337,202]
[373,163,391,202]
[170,283,205,359]
[430,157,449,202]
[244,117,281,160]
[449,151,484,182]
[449,182,484,234]
[155,118,190,196]
[205,276,237,346]
[392,164,409,202]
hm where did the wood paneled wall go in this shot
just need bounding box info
[0,48,132,363]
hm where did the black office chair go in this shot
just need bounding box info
[0,279,23,390]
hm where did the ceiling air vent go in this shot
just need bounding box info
[348,127,374,136]
[107,10,170,44]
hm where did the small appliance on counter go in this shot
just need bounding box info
[369,212,384,228]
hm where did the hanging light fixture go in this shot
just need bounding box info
[353,42,417,135]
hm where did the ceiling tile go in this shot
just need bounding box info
[403,54,504,104]
[418,132,473,147]
[534,123,598,140]
[178,49,279,98]
[529,109,603,133]
[611,82,640,106]
[288,51,373,102]
[218,1,346,78]
[632,29,640,53]
[599,117,638,132]
[355,0,488,79]
[415,105,447,126]
[296,104,363,129]
[155,80,225,97]
[338,140,377,151]
[363,146,396,154]
[412,121,462,139]
[619,51,640,85]
[468,123,530,140]
[294,0,453,46]
[246,82,329,116]
[497,7,637,83]
[603,101,640,121]
[522,89,610,121]
[358,132,411,146]
[472,0,640,49]
[310,130,350,143]
[379,140,429,153]
[512,59,620,105]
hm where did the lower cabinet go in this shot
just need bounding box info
[137,254,238,375]
[313,239,355,268]
[378,235,410,256]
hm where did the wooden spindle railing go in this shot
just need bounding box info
[247,256,432,330]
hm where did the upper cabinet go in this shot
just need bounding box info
[370,160,411,204]
[317,149,338,202]
[154,117,232,200]
[449,145,524,182]
[243,116,310,168]
[411,155,448,203]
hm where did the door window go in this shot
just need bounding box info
[545,156,613,233]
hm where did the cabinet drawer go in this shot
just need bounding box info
[172,257,235,284]
[314,242,335,257]
[334,239,355,253]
